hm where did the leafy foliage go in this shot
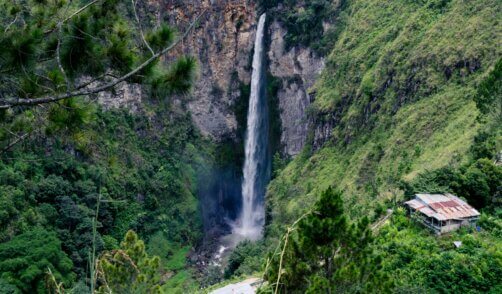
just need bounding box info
[403,158,501,210]
[376,208,502,293]
[258,0,341,53]
[0,228,75,293]
[0,104,206,290]
[225,241,265,279]
[475,58,502,116]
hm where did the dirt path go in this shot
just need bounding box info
[210,278,262,294]
[371,209,393,232]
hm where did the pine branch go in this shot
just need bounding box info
[0,10,206,109]
[262,210,312,293]
[62,0,101,24]
[44,0,102,34]
[4,14,19,33]
[75,72,119,91]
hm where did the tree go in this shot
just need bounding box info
[404,158,501,210]
[0,228,75,293]
[262,187,389,293]
[475,58,501,118]
[0,0,199,108]
[96,230,161,293]
[461,159,502,210]
[0,0,201,150]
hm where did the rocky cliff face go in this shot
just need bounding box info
[98,0,324,156]
[161,1,324,154]
[267,20,324,156]
[166,0,324,155]
[156,0,324,155]
[159,0,257,139]
[97,83,143,112]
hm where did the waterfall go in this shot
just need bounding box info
[233,13,269,241]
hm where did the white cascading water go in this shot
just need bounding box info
[233,13,269,241]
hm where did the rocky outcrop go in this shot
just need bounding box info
[154,1,324,153]
[267,21,324,156]
[97,83,143,112]
[159,0,257,139]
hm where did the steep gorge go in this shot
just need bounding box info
[118,0,327,239]
[87,0,500,277]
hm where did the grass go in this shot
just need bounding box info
[162,270,199,293]
[165,246,191,271]
[147,231,200,292]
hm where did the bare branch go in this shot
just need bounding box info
[74,72,119,91]
[132,0,154,55]
[62,0,101,24]
[1,132,30,153]
[0,10,206,109]
[274,227,291,294]
[45,0,101,34]
[4,15,19,33]
[56,23,71,92]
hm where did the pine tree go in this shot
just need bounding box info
[0,0,200,151]
[262,187,390,293]
[96,230,161,293]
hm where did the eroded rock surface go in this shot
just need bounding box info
[162,0,257,139]
[268,21,324,156]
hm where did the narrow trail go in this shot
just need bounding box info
[210,278,262,294]
[371,209,393,232]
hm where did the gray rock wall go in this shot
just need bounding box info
[267,21,324,156]
[162,0,257,139]
[96,1,325,157]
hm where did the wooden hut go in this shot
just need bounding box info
[405,193,480,234]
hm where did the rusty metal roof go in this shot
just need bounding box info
[405,193,480,221]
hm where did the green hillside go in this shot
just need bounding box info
[255,0,501,292]
[267,0,501,225]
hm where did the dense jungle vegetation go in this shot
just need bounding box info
[0,0,205,292]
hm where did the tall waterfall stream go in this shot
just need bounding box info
[233,13,269,241]
[210,13,270,267]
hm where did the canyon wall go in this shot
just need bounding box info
[159,0,324,155]
[160,0,257,139]
[267,21,324,156]
[100,0,324,156]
